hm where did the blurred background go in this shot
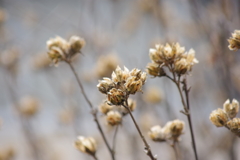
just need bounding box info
[0,0,240,160]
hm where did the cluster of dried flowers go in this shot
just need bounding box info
[146,43,198,77]
[148,119,185,143]
[98,99,136,126]
[209,99,240,136]
[97,66,146,105]
[46,36,85,64]
[228,30,240,51]
[74,136,97,158]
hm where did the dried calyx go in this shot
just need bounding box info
[146,43,198,77]
[97,66,146,105]
[46,35,85,65]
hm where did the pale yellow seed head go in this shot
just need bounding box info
[223,99,239,119]
[227,118,240,132]
[107,88,125,105]
[99,102,113,115]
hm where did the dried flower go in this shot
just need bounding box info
[144,86,162,104]
[75,136,97,156]
[99,102,113,115]
[97,78,114,94]
[209,108,228,127]
[147,43,198,76]
[97,66,146,104]
[146,63,165,77]
[228,30,240,51]
[223,99,239,119]
[106,111,122,126]
[107,88,125,105]
[69,36,85,53]
[148,125,167,142]
[19,96,39,117]
[46,35,85,64]
[165,119,185,138]
[226,118,240,132]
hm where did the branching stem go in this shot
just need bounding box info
[67,62,115,160]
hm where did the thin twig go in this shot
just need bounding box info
[66,62,115,160]
[112,125,119,154]
[182,78,198,160]
[122,100,156,160]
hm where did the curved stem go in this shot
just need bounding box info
[67,62,115,160]
[122,101,156,160]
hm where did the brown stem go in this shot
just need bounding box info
[112,125,119,154]
[67,62,115,160]
[172,141,178,160]
[122,100,156,160]
[182,79,198,160]
[165,67,198,160]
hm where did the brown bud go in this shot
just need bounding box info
[125,77,143,94]
[69,36,85,53]
[228,30,240,51]
[146,63,165,77]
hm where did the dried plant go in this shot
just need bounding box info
[146,42,199,160]
[97,66,156,160]
[46,35,114,160]
[210,99,240,136]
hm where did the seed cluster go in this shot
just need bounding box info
[97,66,146,105]
[146,43,198,77]
[209,99,240,136]
[46,36,85,64]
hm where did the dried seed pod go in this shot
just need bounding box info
[148,125,166,142]
[209,108,228,127]
[97,78,114,94]
[107,88,125,105]
[227,118,240,132]
[106,111,122,126]
[75,136,97,156]
[223,99,239,119]
[228,30,240,51]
